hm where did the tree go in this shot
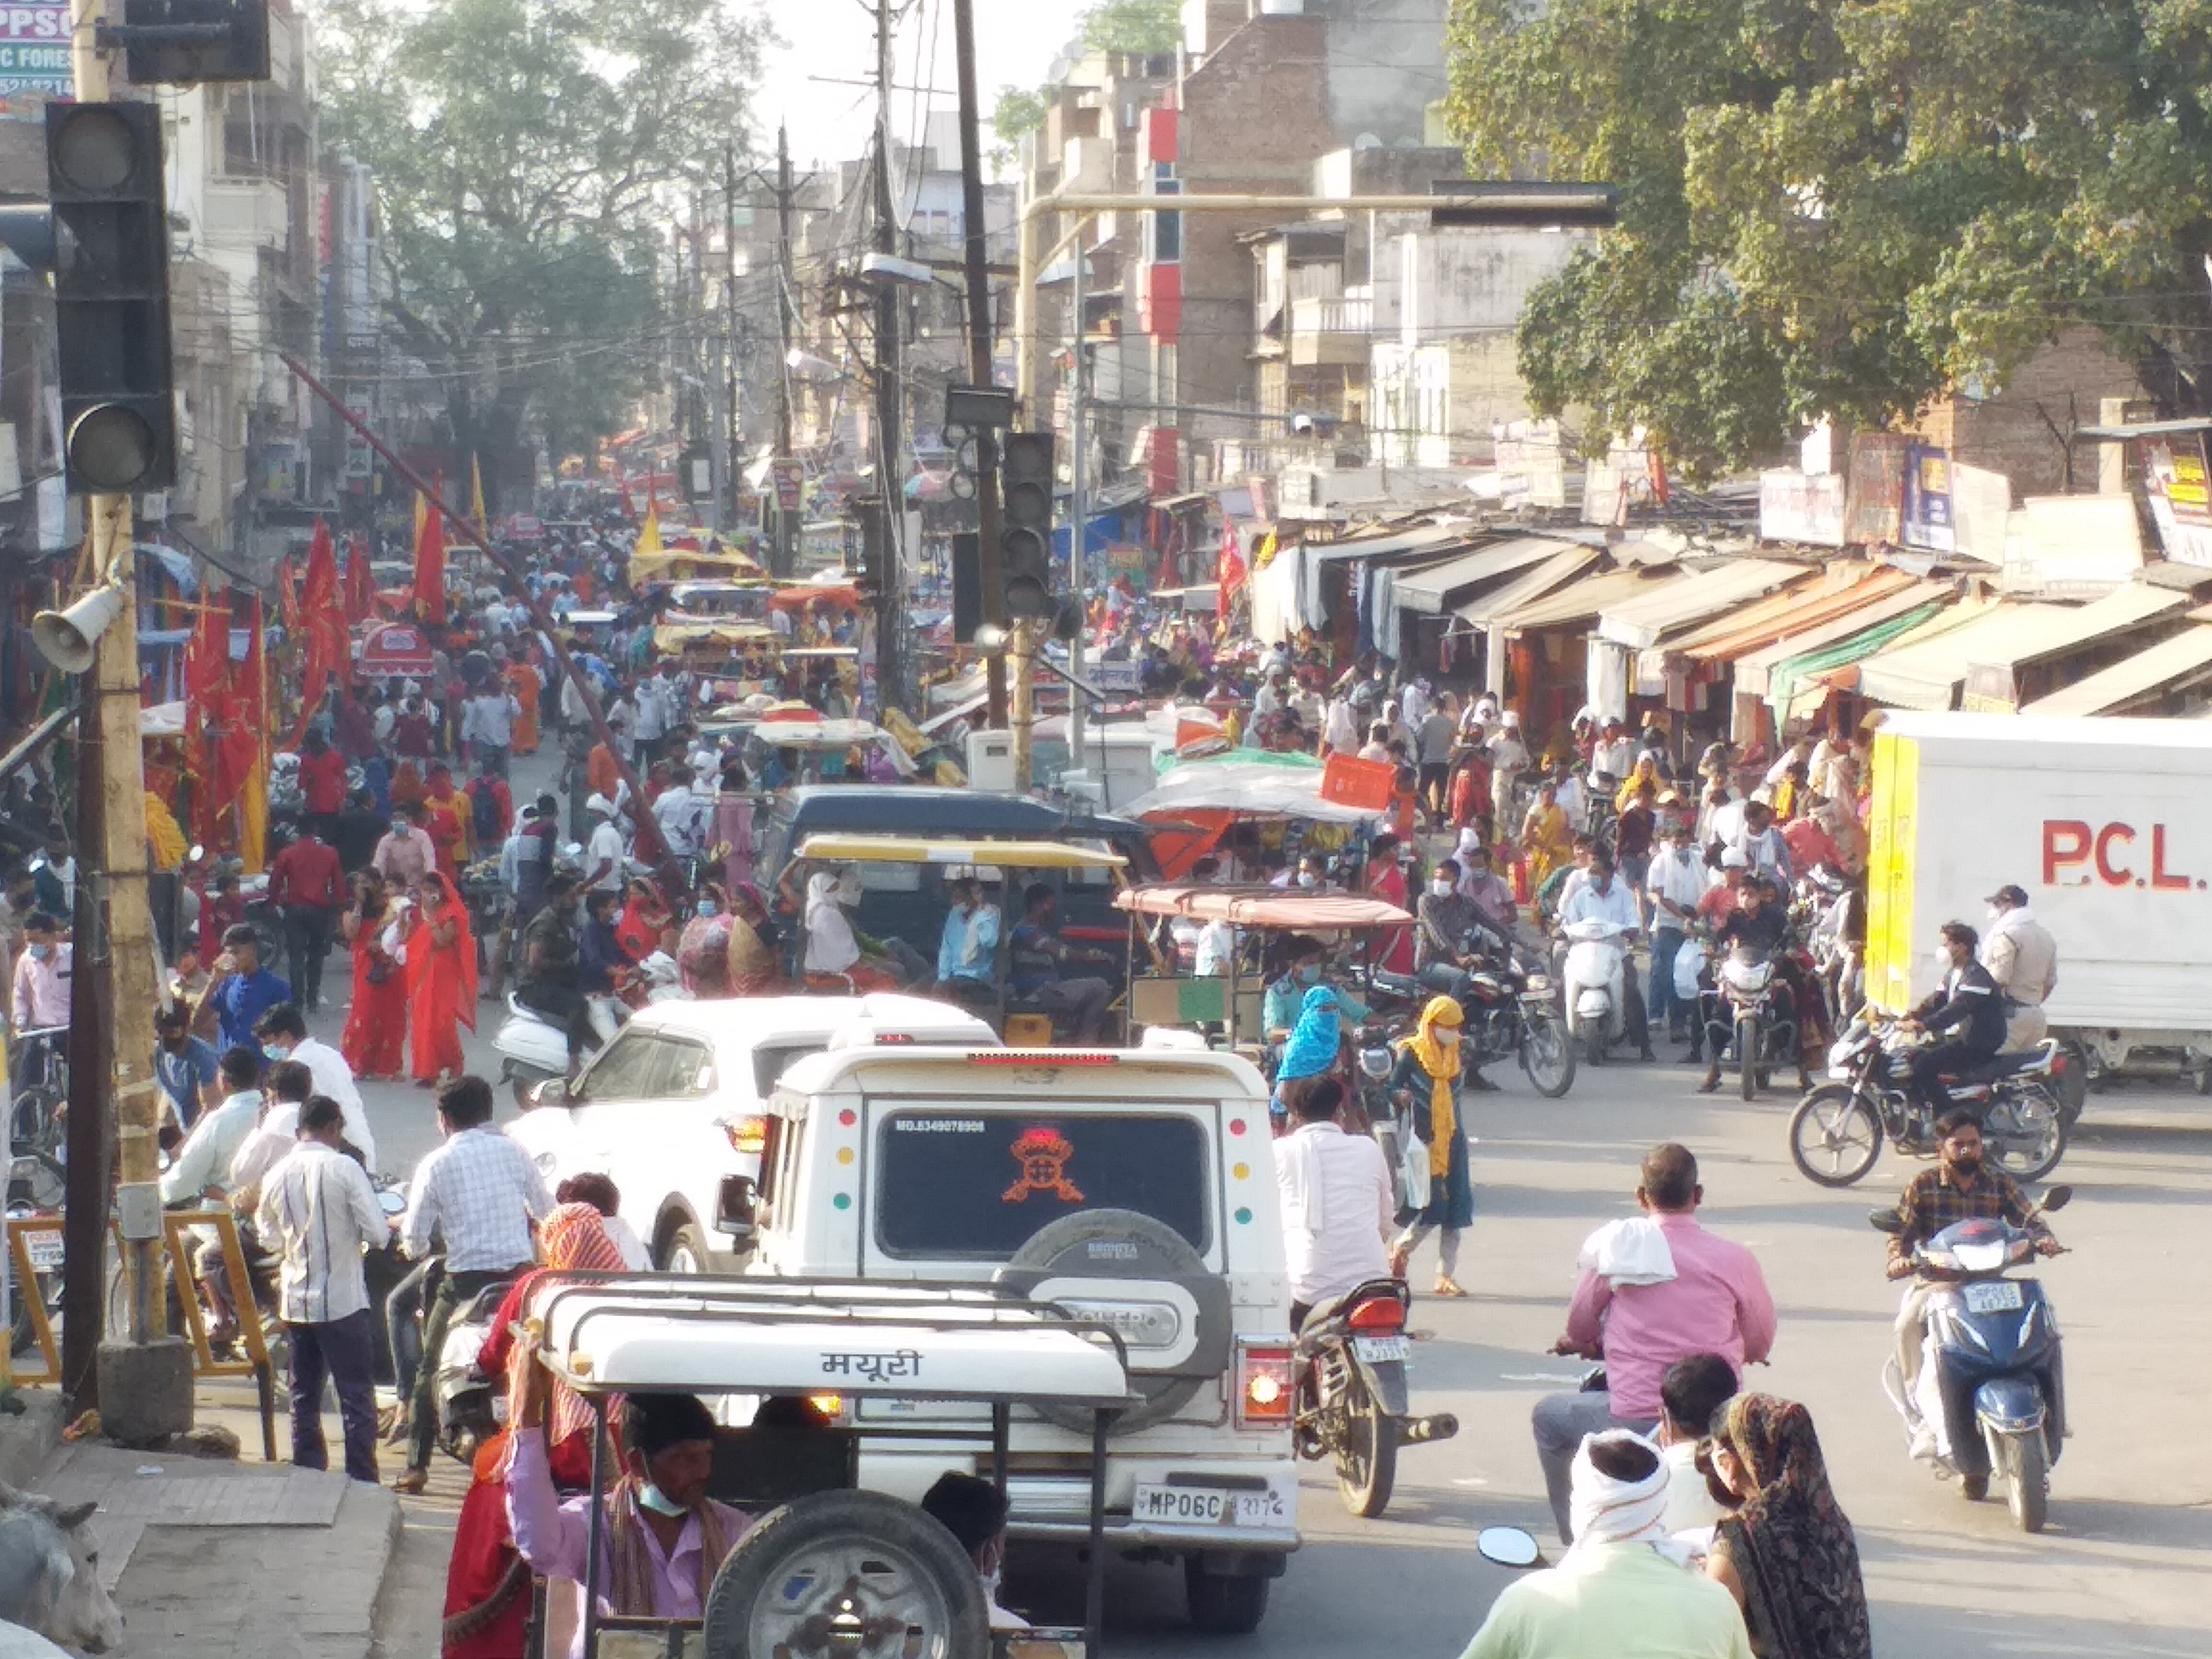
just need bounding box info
[319,0,769,473]
[1444,0,2212,479]
[1080,0,1182,56]
[990,84,1048,174]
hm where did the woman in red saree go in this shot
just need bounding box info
[407,870,477,1086]
[339,870,407,1080]
[441,1202,627,1659]
[614,878,673,964]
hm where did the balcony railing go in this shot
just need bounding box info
[1288,294,1371,366]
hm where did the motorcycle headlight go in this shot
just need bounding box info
[1359,1049,1392,1081]
[1523,974,1551,992]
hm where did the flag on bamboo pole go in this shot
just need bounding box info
[289,519,346,745]
[1216,521,1248,613]
[634,500,662,558]
[470,454,488,532]
[238,599,268,872]
[182,598,232,849]
[343,530,375,625]
[414,478,446,624]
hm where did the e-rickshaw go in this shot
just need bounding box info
[523,1274,1132,1659]
[786,834,1129,1044]
[1111,885,1413,1059]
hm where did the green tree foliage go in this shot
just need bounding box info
[320,0,768,463]
[990,84,1049,173]
[1080,0,1183,55]
[1445,0,2212,479]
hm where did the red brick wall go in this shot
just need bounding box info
[1911,328,2146,498]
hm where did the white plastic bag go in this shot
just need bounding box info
[1674,941,1705,1002]
[1401,1129,1431,1214]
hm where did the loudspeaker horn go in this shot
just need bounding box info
[32,582,126,673]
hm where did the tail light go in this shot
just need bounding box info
[968,1051,1121,1066]
[2049,1052,2068,1075]
[719,1114,767,1155]
[1235,1339,1295,1429]
[1346,1296,1405,1333]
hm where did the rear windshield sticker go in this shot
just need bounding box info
[1004,1126,1084,1204]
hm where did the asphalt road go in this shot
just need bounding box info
[322,745,2212,1657]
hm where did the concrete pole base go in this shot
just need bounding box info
[96,1339,195,1447]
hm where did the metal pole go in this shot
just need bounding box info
[723,144,739,536]
[871,0,905,716]
[950,0,1008,728]
[58,695,110,1410]
[775,124,798,581]
[1067,244,1087,775]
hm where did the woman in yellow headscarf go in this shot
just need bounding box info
[1385,997,1479,1297]
[1519,779,1573,891]
[1614,752,1663,814]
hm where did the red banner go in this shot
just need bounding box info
[290,519,347,745]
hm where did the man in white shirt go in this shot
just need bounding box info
[1733,797,1793,886]
[1656,1352,1737,1540]
[9,912,71,1030]
[258,1094,390,1483]
[1592,719,1636,781]
[252,1003,376,1170]
[1646,821,1710,1049]
[1275,1078,1394,1328]
[584,794,628,892]
[1398,677,1431,730]
[162,1045,267,1346]
[1253,667,1289,720]
[1561,850,1653,1062]
[462,685,520,766]
[650,766,709,860]
[1323,696,1359,756]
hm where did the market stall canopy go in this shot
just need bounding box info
[1308,522,1475,563]
[1114,885,1411,928]
[1596,558,1810,652]
[1453,544,1603,629]
[1678,564,1921,663]
[1121,758,1379,824]
[2019,625,2212,716]
[355,621,435,679]
[1734,579,1955,697]
[754,716,919,776]
[1970,583,2188,673]
[654,621,777,652]
[1484,563,1672,633]
[630,547,763,586]
[769,583,862,613]
[1391,537,1582,615]
[1850,602,2073,710]
[796,833,1125,870]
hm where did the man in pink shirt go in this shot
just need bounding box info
[1534,1143,1777,1541]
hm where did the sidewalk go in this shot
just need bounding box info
[11,1372,467,1659]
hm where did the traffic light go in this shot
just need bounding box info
[998,431,1055,620]
[48,102,175,494]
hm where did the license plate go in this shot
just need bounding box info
[1130,1483,1285,1527]
[1351,1336,1411,1363]
[21,1234,62,1273]
[1963,1281,2024,1314]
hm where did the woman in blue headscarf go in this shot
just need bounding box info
[1272,985,1346,1129]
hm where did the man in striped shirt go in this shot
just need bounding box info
[256,1095,390,1483]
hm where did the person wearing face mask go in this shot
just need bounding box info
[1262,935,1366,1038]
[253,1002,375,1168]
[1884,1111,2060,1452]
[9,911,71,1032]
[934,876,1001,1005]
[1386,997,1477,1297]
[803,869,925,992]
[1416,860,1512,1027]
[372,803,438,895]
[920,1473,1028,1633]
[1896,921,2005,1122]
[675,881,735,996]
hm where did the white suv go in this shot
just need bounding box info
[748,1044,1298,1634]
[506,995,996,1273]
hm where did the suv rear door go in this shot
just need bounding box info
[567,1024,727,1262]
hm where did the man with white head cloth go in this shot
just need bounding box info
[1455,1431,1753,1659]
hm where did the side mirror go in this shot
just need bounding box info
[716,1174,758,1242]
[1476,1527,1542,1568]
[2041,1185,2073,1213]
[527,1079,570,1110]
[1866,1207,1904,1235]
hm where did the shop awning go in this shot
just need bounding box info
[1595,558,1812,651]
[1735,580,1956,696]
[1391,536,1581,614]
[1852,603,2075,710]
[1309,523,1474,563]
[2020,625,2212,716]
[1966,584,2188,674]
[1678,565,1921,663]
[1484,563,1675,632]
[1453,544,1603,628]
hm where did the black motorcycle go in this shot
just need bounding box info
[1292,1279,1457,1518]
[1705,941,1802,1100]
[1789,1013,2068,1187]
[1360,936,1575,1098]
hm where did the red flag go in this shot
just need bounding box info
[1216,522,1248,613]
[343,531,375,625]
[290,520,347,745]
[414,480,446,625]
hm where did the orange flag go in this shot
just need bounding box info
[415,479,446,625]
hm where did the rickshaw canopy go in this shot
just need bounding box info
[795,832,1127,871]
[1114,884,1409,928]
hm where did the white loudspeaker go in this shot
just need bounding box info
[32,584,127,673]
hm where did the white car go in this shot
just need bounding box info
[506,994,996,1273]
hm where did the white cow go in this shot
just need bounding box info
[0,1486,123,1655]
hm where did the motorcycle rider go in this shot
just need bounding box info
[1899,921,2006,1120]
[1416,859,1514,1000]
[1981,883,2057,1051]
[1559,847,1653,1062]
[1696,875,1811,1095]
[515,873,595,1060]
[1276,1077,1394,1330]
[1884,1112,2061,1454]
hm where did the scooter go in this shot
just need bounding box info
[1292,1279,1458,1519]
[492,991,622,1105]
[1559,916,1632,1067]
[434,1270,527,1466]
[1871,1187,2071,1533]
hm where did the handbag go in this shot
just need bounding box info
[1401,1127,1432,1213]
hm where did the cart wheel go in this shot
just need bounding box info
[704,1488,988,1659]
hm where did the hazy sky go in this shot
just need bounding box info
[757,0,1093,171]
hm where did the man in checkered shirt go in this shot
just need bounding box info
[393,1073,551,1492]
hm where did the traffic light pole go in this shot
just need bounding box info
[950,0,1008,728]
[71,0,185,1437]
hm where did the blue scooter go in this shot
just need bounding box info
[1873,1186,2072,1532]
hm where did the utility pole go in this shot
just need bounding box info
[68,0,183,1435]
[723,144,739,533]
[869,0,905,716]
[1066,244,1088,771]
[774,127,798,578]
[950,0,1009,728]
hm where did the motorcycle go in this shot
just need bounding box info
[1559,915,1633,1068]
[492,991,619,1106]
[1292,1278,1458,1518]
[433,1268,527,1466]
[1795,865,1865,1030]
[1359,937,1575,1098]
[1789,1013,2069,1187]
[1871,1187,2072,1532]
[1707,942,1801,1101]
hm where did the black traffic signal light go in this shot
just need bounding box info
[998,431,1055,620]
[48,102,175,494]
[120,0,271,84]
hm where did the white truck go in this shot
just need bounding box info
[1866,712,2212,1090]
